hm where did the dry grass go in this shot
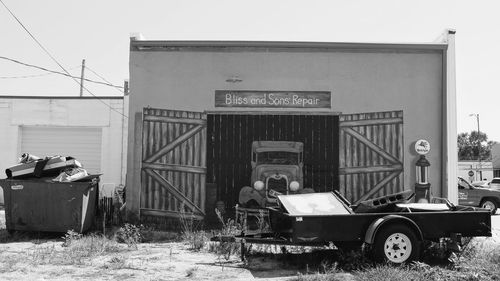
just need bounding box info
[2,207,499,281]
[141,228,179,243]
[0,234,129,276]
[185,266,199,277]
[181,231,208,251]
[100,255,139,270]
[179,210,208,251]
[293,237,500,281]
[207,209,241,261]
[28,234,124,265]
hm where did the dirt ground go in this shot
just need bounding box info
[0,240,294,281]
[0,209,320,281]
[1,209,499,281]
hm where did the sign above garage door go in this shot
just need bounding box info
[215,90,331,108]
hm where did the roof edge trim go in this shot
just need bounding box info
[0,96,124,100]
[130,40,448,52]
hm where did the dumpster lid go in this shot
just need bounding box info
[277,192,352,216]
[73,174,102,182]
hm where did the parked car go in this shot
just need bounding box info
[458,177,500,214]
[471,180,490,188]
[489,177,500,189]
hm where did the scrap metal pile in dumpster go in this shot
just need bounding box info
[0,153,101,233]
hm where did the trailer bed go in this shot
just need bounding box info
[217,191,492,263]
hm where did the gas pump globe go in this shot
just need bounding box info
[414,140,431,203]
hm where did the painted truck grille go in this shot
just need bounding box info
[267,178,288,195]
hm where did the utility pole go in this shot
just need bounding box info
[79,59,85,96]
[470,113,481,180]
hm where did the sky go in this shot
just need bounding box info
[1,0,499,141]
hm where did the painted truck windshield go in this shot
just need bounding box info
[257,152,299,165]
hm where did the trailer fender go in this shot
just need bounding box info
[364,215,423,245]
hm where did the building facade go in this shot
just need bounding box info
[0,96,128,204]
[492,143,500,178]
[458,161,493,183]
[127,31,457,224]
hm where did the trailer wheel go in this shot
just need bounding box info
[480,199,497,215]
[373,224,421,264]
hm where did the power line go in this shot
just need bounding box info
[0,65,80,79]
[0,0,127,118]
[85,66,126,95]
[0,56,123,88]
[1,0,76,79]
[0,71,55,79]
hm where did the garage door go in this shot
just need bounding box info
[20,127,102,174]
[207,113,339,207]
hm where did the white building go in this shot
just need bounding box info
[0,96,128,204]
[492,143,500,178]
[458,160,493,183]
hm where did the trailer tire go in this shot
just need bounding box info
[480,199,497,215]
[373,224,421,264]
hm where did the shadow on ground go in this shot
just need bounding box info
[225,245,458,280]
[243,249,358,279]
[0,228,63,244]
[0,209,64,243]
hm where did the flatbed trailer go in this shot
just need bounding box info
[212,191,492,263]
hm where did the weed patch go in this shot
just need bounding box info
[141,228,179,243]
[100,255,138,270]
[115,224,143,248]
[296,272,354,281]
[62,230,83,247]
[208,209,241,261]
[67,234,122,257]
[185,266,198,277]
[295,237,500,281]
[27,232,124,266]
[181,230,208,251]
[179,209,207,251]
[451,238,500,280]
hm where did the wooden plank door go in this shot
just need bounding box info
[141,108,207,220]
[339,111,404,204]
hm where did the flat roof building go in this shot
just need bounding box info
[126,30,457,225]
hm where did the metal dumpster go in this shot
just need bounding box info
[0,178,98,233]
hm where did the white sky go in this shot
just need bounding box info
[1,0,499,141]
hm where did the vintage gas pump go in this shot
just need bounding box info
[414,140,431,203]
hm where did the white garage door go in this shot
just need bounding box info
[21,127,102,174]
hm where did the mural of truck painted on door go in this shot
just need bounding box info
[139,108,403,222]
[238,141,316,208]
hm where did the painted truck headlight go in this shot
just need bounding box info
[254,180,265,191]
[289,181,300,192]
